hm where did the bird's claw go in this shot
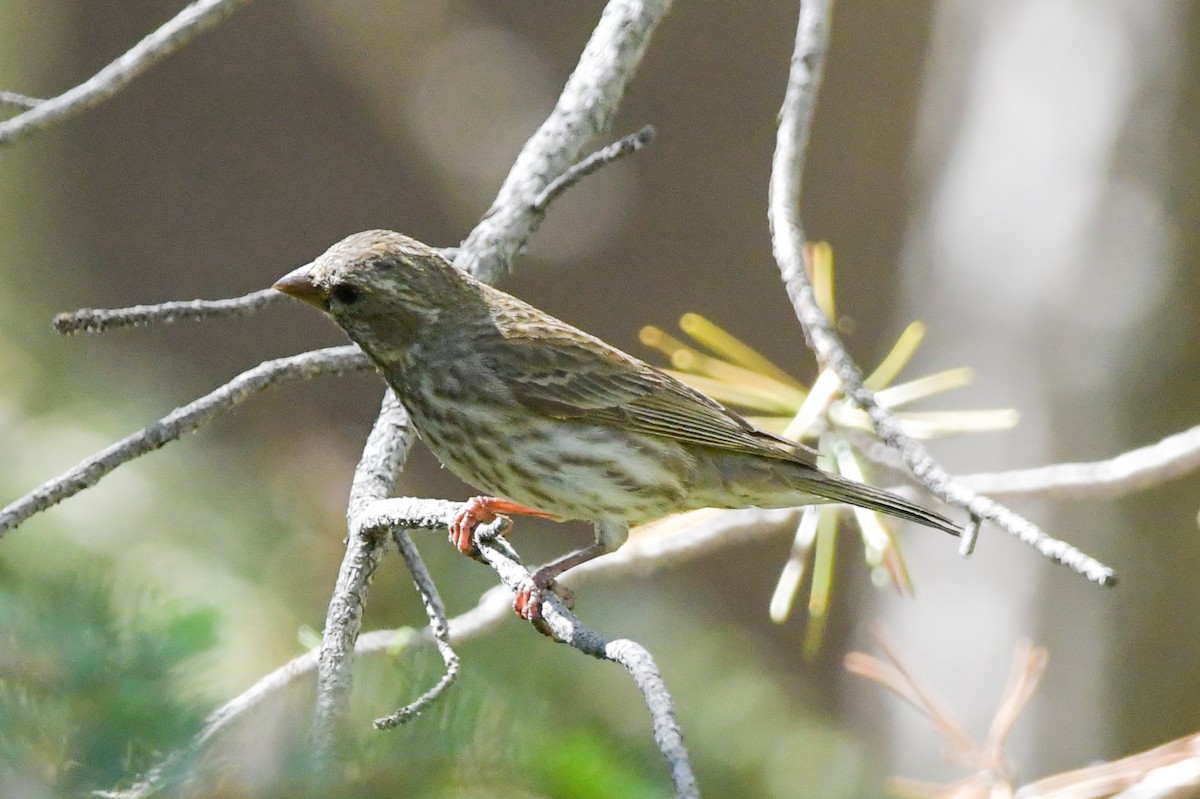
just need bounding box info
[513,570,575,636]
[449,496,557,560]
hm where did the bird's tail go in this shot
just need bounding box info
[795,470,961,537]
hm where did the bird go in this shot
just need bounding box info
[274,230,960,620]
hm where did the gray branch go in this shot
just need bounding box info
[371,526,460,730]
[0,346,369,538]
[54,289,283,334]
[532,124,656,212]
[957,422,1200,500]
[309,391,415,756]
[767,0,1115,586]
[1,90,42,109]
[0,0,253,146]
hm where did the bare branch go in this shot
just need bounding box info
[53,289,283,335]
[0,0,253,146]
[312,495,702,795]
[0,346,368,538]
[532,124,656,212]
[371,527,459,730]
[455,0,673,284]
[310,391,415,755]
[1,90,42,109]
[957,422,1200,500]
[767,0,1115,586]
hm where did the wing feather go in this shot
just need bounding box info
[479,312,816,466]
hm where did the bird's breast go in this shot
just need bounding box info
[395,368,698,523]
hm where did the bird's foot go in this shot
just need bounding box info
[514,568,576,635]
[449,496,557,560]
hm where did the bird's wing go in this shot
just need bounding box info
[482,318,817,466]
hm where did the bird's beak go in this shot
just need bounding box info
[272,264,328,309]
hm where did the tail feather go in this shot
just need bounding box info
[804,472,961,537]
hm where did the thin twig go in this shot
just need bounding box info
[1,90,42,109]
[53,289,283,334]
[847,421,1200,505]
[310,391,414,756]
[370,527,459,730]
[0,346,368,538]
[0,0,253,146]
[532,124,656,212]
[957,422,1200,500]
[767,0,1115,586]
[455,0,673,284]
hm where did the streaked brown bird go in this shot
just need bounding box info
[274,230,960,619]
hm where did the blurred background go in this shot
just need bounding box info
[1,1,1198,796]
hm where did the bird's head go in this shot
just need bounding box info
[273,229,474,351]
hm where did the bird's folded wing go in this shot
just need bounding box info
[488,330,818,466]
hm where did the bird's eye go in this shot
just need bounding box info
[331,284,361,305]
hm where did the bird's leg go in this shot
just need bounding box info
[515,521,628,625]
[449,496,557,559]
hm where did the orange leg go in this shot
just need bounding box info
[449,496,558,555]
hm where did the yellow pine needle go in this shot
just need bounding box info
[833,438,912,596]
[770,506,820,623]
[876,546,912,597]
[744,415,792,435]
[874,367,975,408]
[807,241,837,321]
[671,348,807,407]
[782,368,841,440]
[828,406,1020,438]
[803,507,840,661]
[664,370,798,414]
[639,325,692,359]
[678,313,805,389]
[864,321,926,391]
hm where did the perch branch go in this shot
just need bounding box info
[314,496,701,795]
[767,0,1115,585]
[0,0,253,145]
[467,506,698,799]
[1,90,42,109]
